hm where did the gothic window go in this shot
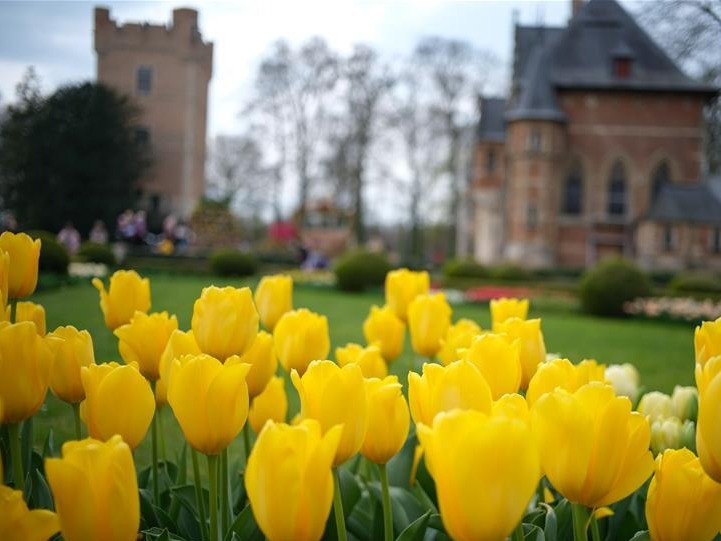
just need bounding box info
[651,161,671,202]
[137,66,153,96]
[607,161,627,217]
[663,225,676,252]
[562,164,583,215]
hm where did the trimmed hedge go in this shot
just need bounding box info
[443,258,488,279]
[334,250,392,292]
[210,249,258,277]
[77,242,116,266]
[25,230,69,275]
[580,257,651,317]
[491,264,532,282]
[668,272,721,295]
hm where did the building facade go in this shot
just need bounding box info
[466,0,721,270]
[94,7,213,219]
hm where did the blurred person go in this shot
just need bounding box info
[57,222,81,254]
[133,210,147,244]
[163,214,178,241]
[89,220,108,244]
[117,209,135,241]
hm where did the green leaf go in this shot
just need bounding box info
[347,493,375,541]
[223,503,264,541]
[29,468,54,510]
[540,503,557,541]
[21,417,33,478]
[523,524,547,541]
[387,435,416,488]
[395,510,430,541]
[141,526,191,541]
[428,514,445,533]
[42,429,55,459]
[628,531,650,541]
[339,467,363,515]
[139,488,160,529]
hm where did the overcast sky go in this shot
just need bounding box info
[0,0,642,137]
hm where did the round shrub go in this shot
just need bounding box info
[25,230,69,275]
[77,242,116,266]
[210,249,258,277]
[443,258,488,279]
[334,250,392,292]
[491,264,533,282]
[579,258,651,317]
[668,272,721,295]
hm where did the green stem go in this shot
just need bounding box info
[379,463,393,541]
[71,402,81,439]
[512,522,525,541]
[221,448,229,534]
[571,503,588,541]
[158,407,167,462]
[151,388,159,507]
[8,422,24,492]
[590,514,601,541]
[192,449,207,541]
[208,454,219,541]
[333,468,348,541]
[243,422,252,467]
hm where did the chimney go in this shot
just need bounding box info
[572,0,584,17]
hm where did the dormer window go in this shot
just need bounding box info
[613,57,632,79]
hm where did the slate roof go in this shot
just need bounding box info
[647,182,721,225]
[476,98,507,142]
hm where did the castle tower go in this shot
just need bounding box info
[94,7,213,219]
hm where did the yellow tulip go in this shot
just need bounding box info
[249,376,288,434]
[531,382,654,507]
[671,385,698,422]
[0,321,55,423]
[495,317,546,389]
[526,358,606,407]
[490,297,529,330]
[362,376,410,464]
[646,448,721,541]
[408,361,493,427]
[492,392,531,423]
[0,249,9,307]
[462,333,522,399]
[291,360,367,466]
[695,318,721,366]
[245,419,342,541]
[0,485,59,541]
[335,343,387,379]
[604,363,640,402]
[437,319,481,366]
[650,417,683,455]
[155,329,201,407]
[236,331,278,399]
[92,270,151,330]
[254,274,293,331]
[362,304,405,362]
[46,435,139,541]
[638,391,674,423]
[385,268,430,322]
[408,293,452,358]
[695,355,721,482]
[274,309,330,375]
[0,232,41,299]
[48,326,95,404]
[167,353,251,455]
[417,409,540,541]
[15,301,45,336]
[114,311,178,381]
[80,362,154,449]
[191,286,259,361]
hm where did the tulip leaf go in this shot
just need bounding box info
[395,510,431,541]
[0,426,9,485]
[339,467,363,515]
[539,503,557,541]
[138,465,152,491]
[224,503,264,541]
[522,524,547,541]
[139,488,161,529]
[41,429,55,459]
[142,527,191,541]
[21,417,33,477]
[347,493,376,541]
[387,435,417,488]
[628,531,650,541]
[29,468,54,510]
[428,514,445,533]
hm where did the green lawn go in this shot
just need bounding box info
[31,273,697,466]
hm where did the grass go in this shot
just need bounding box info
[30,273,696,467]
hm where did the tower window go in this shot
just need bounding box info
[712,228,721,254]
[608,161,627,217]
[651,161,671,202]
[663,225,676,252]
[527,204,538,229]
[487,149,496,174]
[135,126,151,145]
[137,66,153,96]
[528,128,542,151]
[562,164,583,215]
[613,57,632,79]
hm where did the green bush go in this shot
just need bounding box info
[210,249,258,277]
[668,272,721,295]
[77,242,116,266]
[491,264,533,282]
[24,230,69,275]
[334,250,392,292]
[579,258,651,317]
[443,258,488,279]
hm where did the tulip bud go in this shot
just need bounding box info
[15,301,46,336]
[362,304,405,362]
[191,286,259,362]
[336,343,387,379]
[274,309,330,375]
[235,331,278,399]
[437,319,481,366]
[408,293,452,358]
[417,409,540,541]
[155,329,201,407]
[0,484,59,541]
[254,274,293,331]
[680,420,696,453]
[46,436,139,541]
[650,417,683,455]
[92,270,151,330]
[695,317,721,366]
[80,362,154,449]
[490,297,529,331]
[495,317,546,389]
[638,391,674,423]
[385,268,430,322]
[245,420,342,541]
[646,449,721,541]
[408,361,493,427]
[0,321,55,423]
[604,363,640,403]
[114,311,178,381]
[0,232,41,299]
[48,326,95,404]
[671,385,698,422]
[249,376,288,434]
[168,354,251,455]
[292,360,368,466]
[462,333,522,399]
[361,376,410,464]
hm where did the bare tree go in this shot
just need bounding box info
[207,134,268,212]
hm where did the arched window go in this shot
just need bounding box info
[608,161,627,217]
[651,161,671,202]
[562,163,583,215]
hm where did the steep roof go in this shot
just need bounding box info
[647,182,721,225]
[477,98,507,141]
